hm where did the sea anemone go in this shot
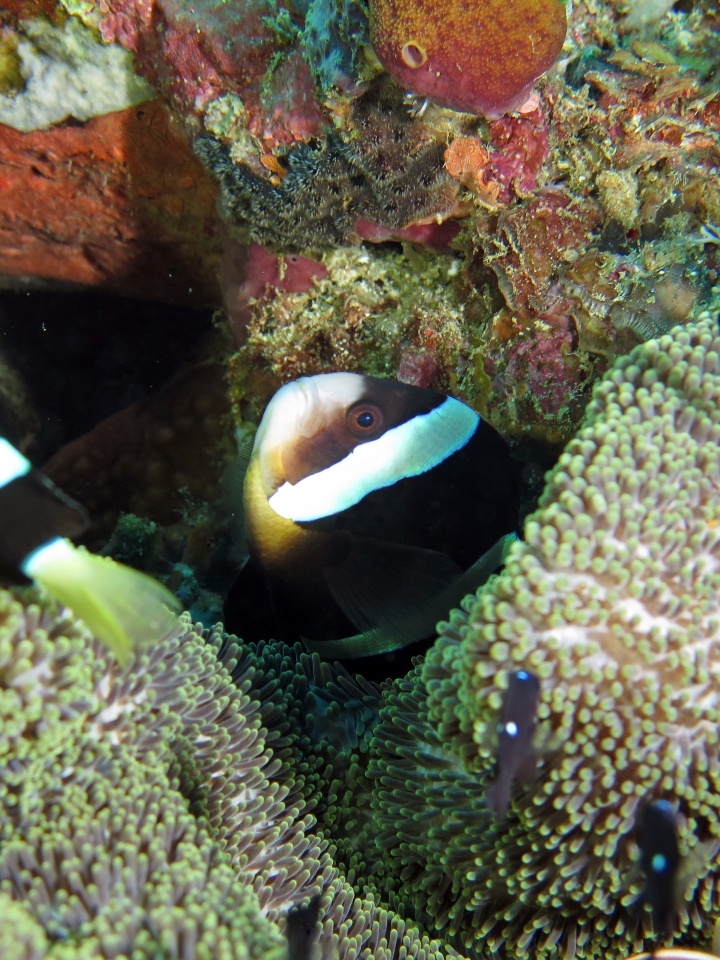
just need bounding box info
[0,590,461,960]
[363,313,720,959]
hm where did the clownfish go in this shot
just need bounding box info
[638,800,680,937]
[226,372,519,659]
[486,669,541,817]
[0,437,181,666]
[286,896,321,960]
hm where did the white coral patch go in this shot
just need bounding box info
[0,17,154,133]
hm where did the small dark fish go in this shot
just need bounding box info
[486,669,540,817]
[0,436,180,665]
[286,895,321,960]
[638,800,680,937]
[226,372,519,659]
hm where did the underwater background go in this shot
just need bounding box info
[1,0,720,956]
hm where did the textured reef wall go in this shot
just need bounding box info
[1,0,719,443]
[2,0,720,954]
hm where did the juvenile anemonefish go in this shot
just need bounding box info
[227,372,519,659]
[486,669,540,817]
[286,896,321,960]
[0,437,181,666]
[638,800,680,937]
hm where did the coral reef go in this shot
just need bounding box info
[227,244,472,419]
[2,0,720,952]
[197,79,459,253]
[201,0,718,449]
[344,314,720,958]
[3,0,718,411]
[0,98,221,303]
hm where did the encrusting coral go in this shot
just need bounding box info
[353,312,720,959]
[196,79,459,253]
[0,588,460,960]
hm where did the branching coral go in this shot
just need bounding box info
[357,313,720,959]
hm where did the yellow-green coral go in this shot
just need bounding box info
[361,313,720,959]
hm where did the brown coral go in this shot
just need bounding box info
[197,79,460,254]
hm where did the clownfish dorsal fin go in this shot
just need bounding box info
[304,532,518,659]
[221,425,257,566]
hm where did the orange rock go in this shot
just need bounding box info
[444,136,503,206]
[0,101,222,305]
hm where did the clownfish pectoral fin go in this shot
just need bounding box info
[301,624,404,659]
[221,425,257,566]
[444,532,518,608]
[23,538,182,667]
[324,538,462,638]
[305,533,519,660]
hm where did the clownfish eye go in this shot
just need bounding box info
[347,403,383,437]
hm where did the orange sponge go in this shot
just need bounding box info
[368,0,567,118]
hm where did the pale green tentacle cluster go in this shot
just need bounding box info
[0,591,461,960]
[363,315,720,959]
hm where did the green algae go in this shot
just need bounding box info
[227,243,490,423]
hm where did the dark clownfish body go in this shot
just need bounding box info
[486,669,541,818]
[0,437,180,665]
[638,800,680,937]
[226,373,519,660]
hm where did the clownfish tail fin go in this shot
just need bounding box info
[23,538,182,666]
